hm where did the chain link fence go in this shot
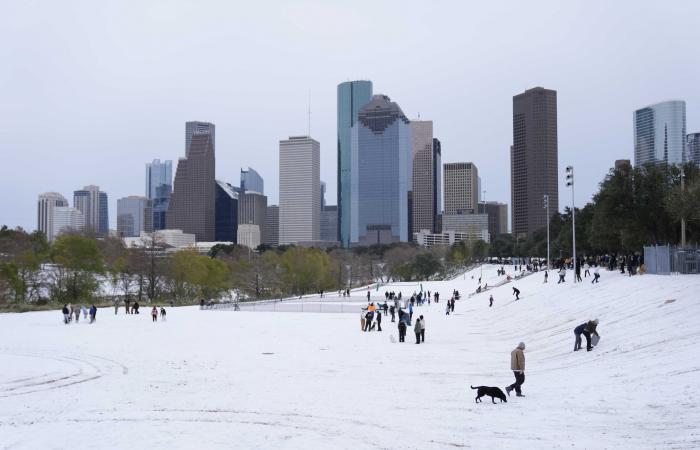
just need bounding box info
[644,245,700,274]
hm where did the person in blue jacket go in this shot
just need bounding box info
[89,304,97,323]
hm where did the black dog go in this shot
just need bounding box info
[471,385,507,404]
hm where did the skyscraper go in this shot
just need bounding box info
[279,136,320,245]
[37,192,68,242]
[478,201,509,237]
[240,167,264,194]
[686,133,700,167]
[238,191,267,233]
[511,87,559,238]
[185,121,215,158]
[634,100,686,166]
[52,206,85,239]
[117,196,153,237]
[350,94,412,245]
[411,121,438,235]
[167,122,216,241]
[432,138,442,232]
[444,162,479,215]
[73,185,108,235]
[338,80,373,247]
[145,159,172,230]
[215,180,238,242]
[263,205,279,247]
[321,205,339,242]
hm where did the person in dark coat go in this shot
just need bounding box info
[364,311,373,332]
[574,319,599,351]
[89,305,97,323]
[489,295,494,307]
[414,318,422,344]
[397,310,407,342]
[62,305,70,324]
[125,299,131,314]
[376,311,382,332]
[389,305,395,322]
[512,287,520,300]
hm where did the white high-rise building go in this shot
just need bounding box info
[279,136,320,245]
[37,192,68,242]
[52,207,85,239]
[634,100,687,166]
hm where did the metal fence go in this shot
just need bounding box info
[643,245,700,274]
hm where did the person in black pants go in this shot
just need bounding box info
[419,315,425,342]
[414,318,421,344]
[398,315,406,342]
[376,311,382,331]
[512,287,520,300]
[389,305,395,322]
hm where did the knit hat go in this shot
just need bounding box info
[518,341,526,349]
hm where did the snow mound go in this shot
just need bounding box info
[0,265,699,449]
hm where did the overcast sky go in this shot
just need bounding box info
[2,0,699,231]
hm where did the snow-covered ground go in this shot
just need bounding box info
[1,265,699,449]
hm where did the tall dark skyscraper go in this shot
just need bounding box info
[167,123,216,241]
[337,80,373,247]
[432,138,442,232]
[511,87,558,238]
[215,180,238,242]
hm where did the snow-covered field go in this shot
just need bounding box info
[1,265,699,449]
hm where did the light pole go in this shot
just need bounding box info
[681,168,686,248]
[543,194,550,269]
[566,166,577,282]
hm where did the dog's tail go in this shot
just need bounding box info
[470,385,480,390]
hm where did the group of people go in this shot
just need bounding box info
[151,305,167,322]
[62,304,97,324]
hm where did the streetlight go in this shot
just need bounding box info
[565,166,577,282]
[681,168,686,248]
[543,194,550,270]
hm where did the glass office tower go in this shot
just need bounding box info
[145,159,172,230]
[337,80,372,247]
[350,94,412,245]
[634,100,686,166]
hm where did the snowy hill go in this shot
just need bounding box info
[1,266,699,449]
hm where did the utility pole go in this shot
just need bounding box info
[566,166,576,282]
[681,168,686,248]
[543,194,550,269]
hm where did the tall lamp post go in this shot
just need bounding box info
[543,194,550,269]
[681,168,687,248]
[565,166,576,282]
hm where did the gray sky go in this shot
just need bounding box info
[2,0,699,231]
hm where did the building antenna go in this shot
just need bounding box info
[307,89,312,137]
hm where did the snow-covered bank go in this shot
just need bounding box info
[0,266,699,449]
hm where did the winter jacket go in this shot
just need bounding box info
[89,306,97,316]
[62,306,69,314]
[574,323,586,334]
[585,321,599,336]
[511,347,525,372]
[414,319,422,334]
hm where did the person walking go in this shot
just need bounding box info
[558,267,566,284]
[445,301,450,315]
[489,295,494,307]
[114,301,119,315]
[125,300,130,314]
[584,262,591,278]
[364,310,373,332]
[592,266,600,284]
[398,311,407,342]
[512,287,520,300]
[450,298,455,313]
[544,270,548,283]
[151,306,158,322]
[89,305,97,324]
[419,315,425,342]
[160,306,167,321]
[367,290,371,302]
[376,311,382,332]
[72,304,80,323]
[408,302,413,324]
[62,305,70,324]
[414,318,422,344]
[360,311,366,331]
[81,305,88,320]
[389,305,395,322]
[506,342,526,397]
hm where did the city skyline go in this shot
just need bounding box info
[3,2,700,232]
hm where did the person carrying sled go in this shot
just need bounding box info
[574,319,599,351]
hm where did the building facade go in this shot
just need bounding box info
[237,224,261,249]
[350,94,412,245]
[432,138,442,232]
[185,121,215,158]
[215,180,238,242]
[240,167,264,194]
[279,136,320,245]
[634,100,686,166]
[167,122,216,241]
[238,190,267,234]
[444,162,479,215]
[441,213,490,242]
[477,201,508,237]
[37,192,68,242]
[321,205,339,242]
[414,229,486,248]
[263,205,279,246]
[511,87,559,238]
[52,207,85,239]
[73,185,108,235]
[687,133,700,166]
[145,159,172,230]
[411,121,438,237]
[117,196,153,237]
[338,80,373,247]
